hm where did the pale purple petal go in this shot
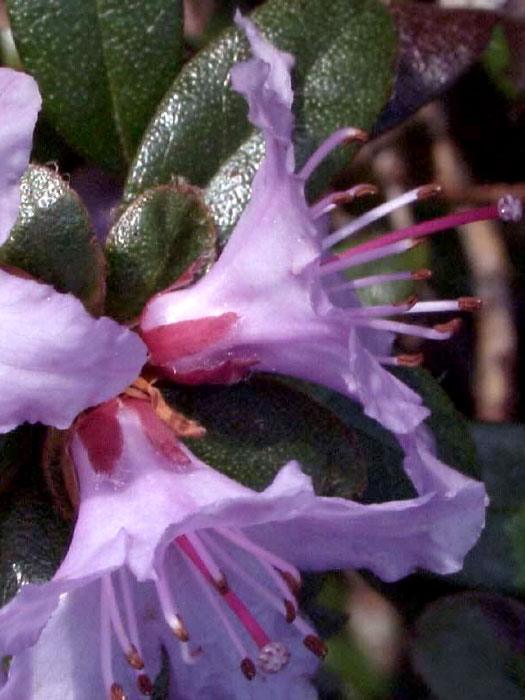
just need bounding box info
[0,68,41,245]
[232,12,294,145]
[0,270,146,432]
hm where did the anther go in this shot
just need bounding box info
[126,644,144,670]
[411,268,433,281]
[170,614,190,642]
[458,296,482,312]
[284,598,297,623]
[258,642,291,673]
[337,183,378,203]
[396,353,424,367]
[110,683,128,700]
[344,128,368,145]
[497,194,522,222]
[241,657,257,680]
[213,575,230,595]
[416,183,442,200]
[279,569,301,596]
[137,674,154,696]
[303,634,328,659]
[434,318,462,335]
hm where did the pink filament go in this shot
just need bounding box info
[329,205,498,264]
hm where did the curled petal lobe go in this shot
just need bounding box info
[0,270,147,432]
[232,12,294,145]
[0,68,41,245]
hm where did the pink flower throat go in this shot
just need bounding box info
[99,528,326,698]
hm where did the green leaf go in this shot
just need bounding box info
[162,376,366,496]
[0,426,33,495]
[105,182,217,321]
[454,423,525,593]
[125,0,396,239]
[7,0,184,171]
[411,594,525,700]
[392,367,479,478]
[0,165,105,313]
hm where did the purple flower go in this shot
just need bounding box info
[140,15,520,439]
[0,398,485,698]
[0,68,146,433]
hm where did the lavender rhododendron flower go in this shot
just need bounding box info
[0,398,486,699]
[0,68,146,432]
[140,15,520,439]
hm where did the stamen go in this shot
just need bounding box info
[118,568,143,661]
[353,318,459,340]
[100,580,116,699]
[137,674,154,696]
[101,575,145,672]
[298,127,368,181]
[320,239,417,276]
[241,658,257,680]
[310,184,377,219]
[402,298,482,314]
[322,184,441,250]
[179,541,255,675]
[347,298,418,318]
[201,532,297,624]
[110,683,128,700]
[332,203,501,261]
[177,533,273,650]
[303,634,328,659]
[177,533,228,592]
[328,269,431,292]
[154,565,190,643]
[216,528,302,588]
[378,353,424,367]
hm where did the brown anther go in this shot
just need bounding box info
[345,128,368,144]
[416,183,442,200]
[137,674,154,696]
[434,318,462,335]
[411,268,433,281]
[284,598,297,623]
[352,183,378,199]
[213,575,230,595]
[458,296,482,312]
[126,645,144,670]
[171,615,190,642]
[110,683,128,700]
[397,353,424,368]
[303,634,328,659]
[241,657,257,680]
[278,569,301,595]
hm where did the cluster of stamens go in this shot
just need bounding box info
[100,528,326,698]
[300,127,522,367]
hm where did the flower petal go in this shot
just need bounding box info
[0,68,41,245]
[232,12,294,145]
[0,270,146,432]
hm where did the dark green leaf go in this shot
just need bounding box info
[0,426,33,495]
[105,182,216,321]
[125,0,396,239]
[0,165,105,313]
[454,423,525,593]
[392,367,479,478]
[411,593,525,700]
[0,476,72,605]
[162,376,366,496]
[8,0,184,170]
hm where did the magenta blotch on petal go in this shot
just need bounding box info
[0,68,41,245]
